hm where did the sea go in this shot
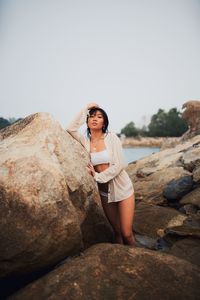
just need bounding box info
[122,147,160,164]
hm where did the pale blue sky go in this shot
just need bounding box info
[0,0,200,133]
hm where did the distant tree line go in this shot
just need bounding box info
[120,108,188,137]
[0,117,23,130]
[1,107,188,138]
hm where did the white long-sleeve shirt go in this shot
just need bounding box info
[66,106,134,203]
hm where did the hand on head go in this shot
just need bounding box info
[87,103,99,110]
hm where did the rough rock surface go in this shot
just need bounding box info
[180,187,200,208]
[166,238,200,267]
[0,113,112,278]
[133,202,187,239]
[163,175,193,200]
[181,100,200,139]
[122,137,170,148]
[8,243,200,300]
[127,134,200,268]
[127,135,200,204]
[193,165,200,183]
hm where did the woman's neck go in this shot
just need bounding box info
[90,130,104,140]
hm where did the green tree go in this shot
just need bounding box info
[148,108,188,137]
[0,117,23,130]
[121,121,138,137]
[148,109,167,137]
[166,108,188,136]
[137,125,149,137]
[10,117,23,124]
[0,117,10,129]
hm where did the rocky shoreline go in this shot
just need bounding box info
[121,136,179,148]
[0,100,200,299]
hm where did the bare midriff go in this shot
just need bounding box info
[94,163,109,173]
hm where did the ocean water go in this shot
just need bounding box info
[122,147,160,164]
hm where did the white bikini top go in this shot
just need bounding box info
[90,149,110,166]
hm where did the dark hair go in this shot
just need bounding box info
[86,107,109,136]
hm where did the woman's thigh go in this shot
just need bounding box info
[100,196,121,232]
[118,194,135,233]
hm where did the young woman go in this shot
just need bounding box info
[66,103,135,246]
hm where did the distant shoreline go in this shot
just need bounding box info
[121,137,179,148]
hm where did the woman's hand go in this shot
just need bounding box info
[86,162,96,177]
[87,103,99,110]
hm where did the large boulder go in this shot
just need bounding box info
[163,215,200,266]
[166,238,200,267]
[163,175,193,200]
[127,134,200,265]
[0,113,112,278]
[8,243,200,300]
[182,100,200,139]
[127,134,200,204]
[193,165,200,183]
[164,216,200,239]
[180,187,200,208]
[181,145,200,172]
[133,202,187,239]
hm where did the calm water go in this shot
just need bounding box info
[122,147,160,164]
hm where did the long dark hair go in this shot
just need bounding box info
[86,107,109,137]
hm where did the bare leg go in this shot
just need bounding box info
[100,195,123,244]
[118,193,135,246]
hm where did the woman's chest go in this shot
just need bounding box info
[90,139,106,152]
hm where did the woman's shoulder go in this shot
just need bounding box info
[107,131,120,137]
[106,131,121,142]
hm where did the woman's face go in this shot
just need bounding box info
[87,110,104,131]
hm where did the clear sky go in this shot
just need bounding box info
[0,0,200,133]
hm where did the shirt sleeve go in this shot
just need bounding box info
[66,106,88,146]
[94,133,125,183]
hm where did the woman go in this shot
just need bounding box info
[66,103,135,246]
